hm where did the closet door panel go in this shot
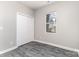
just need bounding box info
[17,13,34,46]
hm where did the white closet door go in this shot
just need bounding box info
[17,13,34,46]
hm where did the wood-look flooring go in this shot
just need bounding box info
[0,41,78,57]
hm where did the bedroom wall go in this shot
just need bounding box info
[17,2,34,46]
[35,1,79,49]
[0,1,34,51]
[17,2,34,16]
[0,1,17,51]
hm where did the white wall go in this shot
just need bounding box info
[0,2,34,51]
[0,2,17,51]
[17,3,34,46]
[17,2,34,16]
[35,1,79,49]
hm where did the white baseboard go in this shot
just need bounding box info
[0,40,31,55]
[0,40,79,55]
[34,40,79,55]
[0,46,18,55]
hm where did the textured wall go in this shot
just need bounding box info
[17,2,34,46]
[0,2,17,51]
[0,2,34,51]
[35,1,79,49]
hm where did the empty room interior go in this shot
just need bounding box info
[0,1,79,57]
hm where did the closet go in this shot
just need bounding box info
[17,12,34,46]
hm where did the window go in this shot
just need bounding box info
[46,12,56,33]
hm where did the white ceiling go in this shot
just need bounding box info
[20,1,54,10]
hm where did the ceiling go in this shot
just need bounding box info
[20,1,54,10]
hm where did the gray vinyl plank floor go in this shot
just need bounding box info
[0,41,78,57]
